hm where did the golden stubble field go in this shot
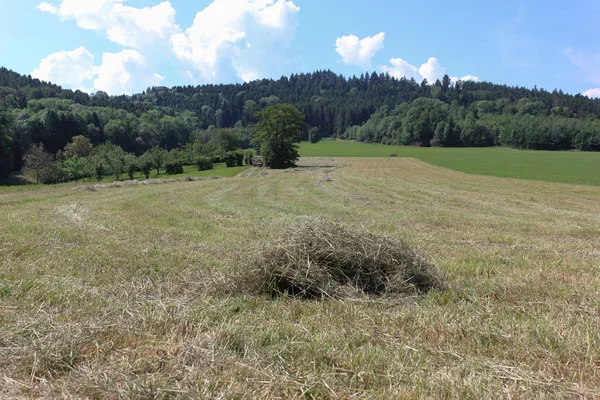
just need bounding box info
[1,157,599,399]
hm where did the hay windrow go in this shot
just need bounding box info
[239,220,445,299]
[76,176,221,191]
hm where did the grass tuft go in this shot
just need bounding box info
[239,219,445,299]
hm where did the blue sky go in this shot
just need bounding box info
[1,0,599,97]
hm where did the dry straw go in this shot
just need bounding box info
[77,176,221,191]
[240,219,445,299]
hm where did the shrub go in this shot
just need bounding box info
[196,157,214,171]
[235,151,244,166]
[165,161,184,175]
[238,220,445,299]
[309,127,322,143]
[243,150,255,165]
[223,151,244,168]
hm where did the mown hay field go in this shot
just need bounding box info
[299,140,600,187]
[1,157,599,398]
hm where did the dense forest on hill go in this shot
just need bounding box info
[1,66,600,180]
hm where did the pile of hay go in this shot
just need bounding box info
[241,220,444,299]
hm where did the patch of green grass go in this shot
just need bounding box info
[0,163,249,192]
[107,163,249,182]
[299,139,600,186]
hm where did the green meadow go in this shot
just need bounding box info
[300,140,600,186]
[2,162,250,191]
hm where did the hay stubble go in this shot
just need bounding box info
[0,157,599,398]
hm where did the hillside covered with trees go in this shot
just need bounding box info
[2,66,600,181]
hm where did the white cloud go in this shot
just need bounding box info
[583,88,600,98]
[335,32,385,69]
[37,0,303,85]
[171,0,300,83]
[31,47,163,95]
[31,47,97,91]
[36,0,179,50]
[36,2,58,13]
[94,50,164,95]
[458,75,480,82]
[381,58,419,80]
[451,75,481,85]
[381,57,479,85]
[418,57,446,83]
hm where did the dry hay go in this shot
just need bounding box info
[240,220,445,299]
[77,176,221,191]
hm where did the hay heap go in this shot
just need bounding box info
[243,220,444,299]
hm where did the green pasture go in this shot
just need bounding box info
[300,140,600,186]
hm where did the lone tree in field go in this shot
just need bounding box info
[23,143,54,184]
[253,104,304,169]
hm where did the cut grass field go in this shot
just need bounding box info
[1,157,599,398]
[299,140,600,186]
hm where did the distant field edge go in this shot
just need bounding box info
[0,163,251,192]
[298,140,600,187]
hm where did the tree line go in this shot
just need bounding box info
[340,96,600,150]
[22,134,257,184]
[2,66,600,180]
[17,103,304,184]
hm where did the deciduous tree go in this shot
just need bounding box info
[64,135,93,158]
[23,143,55,184]
[253,104,304,169]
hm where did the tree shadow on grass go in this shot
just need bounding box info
[1,173,32,186]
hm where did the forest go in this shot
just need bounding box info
[2,66,600,181]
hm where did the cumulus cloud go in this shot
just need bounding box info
[31,47,163,95]
[94,50,164,95]
[583,88,600,99]
[418,57,446,83]
[31,47,97,92]
[335,32,385,69]
[380,58,419,80]
[451,75,481,85]
[171,0,300,83]
[36,2,58,13]
[37,0,304,85]
[381,57,479,85]
[36,0,179,50]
